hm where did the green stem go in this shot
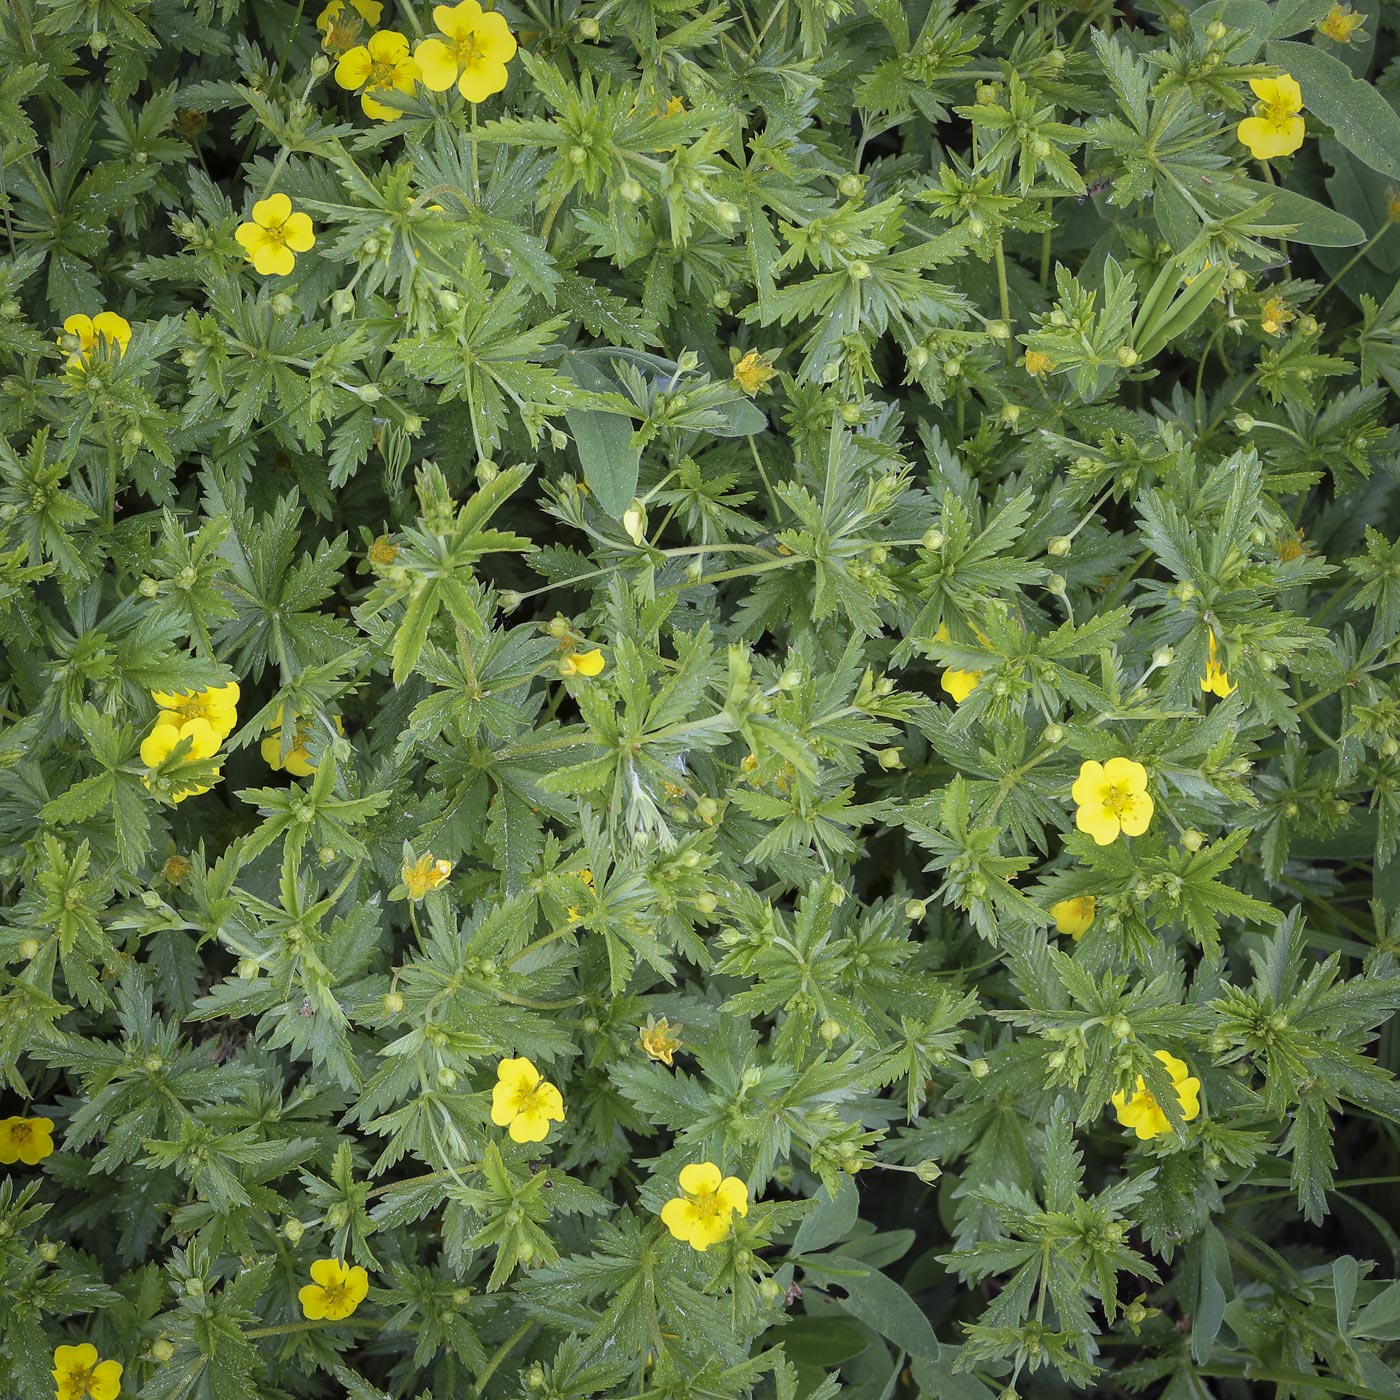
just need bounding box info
[1305,222,1393,313]
[993,238,1013,362]
[476,1320,534,1394]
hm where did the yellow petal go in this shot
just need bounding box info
[336,46,374,89]
[1070,760,1104,806]
[678,1161,722,1196]
[252,192,292,228]
[661,1196,697,1240]
[1118,791,1154,837]
[299,1282,328,1318]
[508,1111,551,1143]
[1101,756,1146,791]
[939,667,980,704]
[415,36,459,91]
[717,1176,749,1215]
[368,28,411,61]
[91,312,132,352]
[1076,803,1119,846]
[458,59,510,103]
[570,649,605,676]
[252,241,296,276]
[496,1056,540,1092]
[475,9,517,61]
[310,1257,346,1287]
[62,314,94,341]
[282,212,316,252]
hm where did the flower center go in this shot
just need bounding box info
[451,32,486,66]
[65,1366,96,1399]
[513,1084,548,1116]
[11,1122,31,1142]
[1100,783,1135,816]
[369,58,398,87]
[687,1189,725,1221]
[321,1280,349,1309]
[1262,98,1295,123]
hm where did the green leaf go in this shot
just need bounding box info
[561,351,640,517]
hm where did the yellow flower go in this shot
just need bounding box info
[935,623,982,704]
[336,29,421,120]
[559,649,606,678]
[1317,3,1364,42]
[402,853,454,901]
[1237,75,1305,161]
[1051,895,1096,941]
[660,1162,749,1252]
[316,0,381,52]
[1071,757,1154,845]
[490,1056,566,1143]
[1260,294,1294,337]
[53,1344,122,1400]
[261,708,342,777]
[1023,349,1055,378]
[1111,1050,1201,1140]
[1276,530,1306,563]
[368,534,399,568]
[733,349,777,396]
[570,867,595,889]
[415,1,517,103]
[150,682,240,744]
[0,1115,55,1165]
[140,717,221,803]
[162,853,191,884]
[59,313,132,367]
[1201,631,1236,699]
[298,1258,369,1320]
[639,1015,682,1066]
[235,194,315,278]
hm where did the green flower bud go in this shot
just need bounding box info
[970,1058,990,1079]
[577,16,600,38]
[151,1339,175,1363]
[1047,535,1072,557]
[382,991,404,1014]
[283,1218,306,1244]
[904,898,927,919]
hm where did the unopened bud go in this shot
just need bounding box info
[847,259,871,281]
[283,1218,306,1244]
[819,1019,842,1043]
[1044,722,1065,743]
[619,177,643,204]
[1181,829,1206,851]
[1206,19,1227,39]
[1152,646,1174,668]
[876,747,903,771]
[904,898,927,919]
[236,957,259,980]
[695,890,717,914]
[150,1339,174,1363]
[1116,345,1139,367]
[382,991,404,1014]
[1233,414,1255,434]
[331,289,355,315]
[1047,535,1072,557]
[922,527,945,551]
[577,16,599,37]
[970,1058,990,1079]
[622,500,647,544]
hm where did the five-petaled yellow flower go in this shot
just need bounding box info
[298,1258,370,1320]
[639,1015,683,1066]
[415,1,517,104]
[140,717,221,803]
[316,0,381,52]
[52,1344,122,1400]
[336,29,420,120]
[661,1162,749,1252]
[1051,895,1096,941]
[402,853,454,901]
[1023,349,1054,378]
[1317,3,1364,43]
[935,622,982,704]
[1237,75,1305,161]
[0,1114,55,1165]
[1072,757,1154,845]
[1111,1050,1201,1140]
[59,313,132,367]
[733,349,777,396]
[559,649,606,678]
[151,683,240,743]
[491,1056,566,1143]
[235,195,316,278]
[262,708,341,777]
[1201,631,1236,699]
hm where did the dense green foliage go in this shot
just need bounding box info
[4,0,1400,1397]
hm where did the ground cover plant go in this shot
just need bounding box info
[3,0,1400,1396]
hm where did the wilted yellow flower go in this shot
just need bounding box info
[935,623,982,704]
[335,30,420,120]
[161,853,191,884]
[1317,3,1364,42]
[1201,631,1236,699]
[298,1258,369,1320]
[402,853,453,901]
[1260,294,1294,336]
[53,1344,122,1400]
[733,349,777,395]
[1051,895,1096,940]
[559,649,606,678]
[0,1115,55,1165]
[1072,758,1153,845]
[58,312,132,367]
[490,1057,565,1143]
[235,194,315,278]
[368,534,400,567]
[1023,349,1054,377]
[1237,75,1305,161]
[639,1015,683,1066]
[415,0,516,103]
[1111,1050,1201,1140]
[150,682,240,743]
[1276,530,1306,562]
[316,0,381,53]
[660,1163,749,1251]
